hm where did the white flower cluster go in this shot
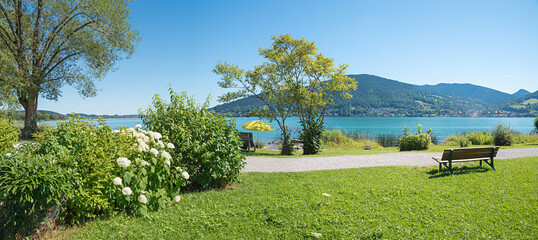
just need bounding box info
[113,177,122,186]
[114,125,190,207]
[116,157,131,168]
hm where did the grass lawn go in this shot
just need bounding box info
[54,157,537,239]
[248,143,538,158]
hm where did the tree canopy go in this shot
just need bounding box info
[214,34,356,155]
[0,0,139,138]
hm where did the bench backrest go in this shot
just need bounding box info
[441,146,499,160]
[238,132,254,146]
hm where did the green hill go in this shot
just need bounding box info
[211,74,493,117]
[503,90,538,115]
[416,83,526,106]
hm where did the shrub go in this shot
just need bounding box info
[492,122,512,146]
[35,117,187,223]
[443,135,471,147]
[0,149,73,239]
[465,131,493,145]
[323,130,379,149]
[374,133,399,147]
[534,117,538,132]
[140,88,245,189]
[299,120,324,155]
[398,125,431,151]
[0,118,19,154]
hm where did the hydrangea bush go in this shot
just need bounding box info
[110,125,189,215]
[1,117,189,237]
[140,88,245,189]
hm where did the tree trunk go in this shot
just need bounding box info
[280,130,293,155]
[19,91,39,139]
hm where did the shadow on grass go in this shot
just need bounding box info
[427,166,492,179]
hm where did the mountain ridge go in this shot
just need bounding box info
[211,74,535,117]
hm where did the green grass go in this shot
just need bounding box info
[248,143,538,158]
[55,157,538,239]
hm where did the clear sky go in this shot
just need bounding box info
[39,0,538,115]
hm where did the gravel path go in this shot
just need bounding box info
[243,147,538,172]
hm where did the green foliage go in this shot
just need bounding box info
[0,118,19,154]
[254,141,265,148]
[214,35,356,155]
[398,125,431,151]
[444,135,471,147]
[465,131,493,145]
[323,130,379,149]
[299,120,325,154]
[109,127,187,216]
[509,132,538,144]
[0,149,73,238]
[55,157,538,239]
[534,117,538,132]
[140,88,245,189]
[35,117,133,222]
[492,122,512,146]
[0,0,139,137]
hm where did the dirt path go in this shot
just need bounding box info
[243,147,538,172]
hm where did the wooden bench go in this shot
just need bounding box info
[238,132,257,152]
[433,146,499,174]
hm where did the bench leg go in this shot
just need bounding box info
[480,160,482,167]
[439,163,442,172]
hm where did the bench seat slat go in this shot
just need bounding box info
[447,152,498,160]
[441,147,499,153]
[436,158,490,163]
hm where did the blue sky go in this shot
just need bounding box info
[39,0,538,115]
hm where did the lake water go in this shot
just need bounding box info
[39,117,536,143]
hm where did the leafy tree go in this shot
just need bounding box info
[214,35,356,155]
[281,36,356,154]
[214,35,298,155]
[534,117,538,132]
[0,0,139,138]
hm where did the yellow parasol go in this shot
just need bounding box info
[242,120,275,142]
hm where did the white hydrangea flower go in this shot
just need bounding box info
[137,139,149,152]
[116,157,131,168]
[149,131,162,140]
[174,195,181,202]
[158,140,165,148]
[140,160,149,167]
[322,193,331,197]
[142,135,150,143]
[113,129,120,133]
[138,194,148,204]
[5,153,11,157]
[164,159,171,166]
[122,187,132,196]
[135,124,142,129]
[126,128,135,133]
[161,150,172,161]
[113,177,122,186]
[132,132,140,138]
[181,171,190,180]
[150,148,159,157]
[167,142,175,149]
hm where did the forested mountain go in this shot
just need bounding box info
[512,89,531,98]
[416,83,529,106]
[211,74,509,117]
[502,90,538,115]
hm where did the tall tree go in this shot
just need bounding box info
[0,0,139,138]
[214,34,356,155]
[214,36,298,155]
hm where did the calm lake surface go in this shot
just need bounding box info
[39,117,536,143]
